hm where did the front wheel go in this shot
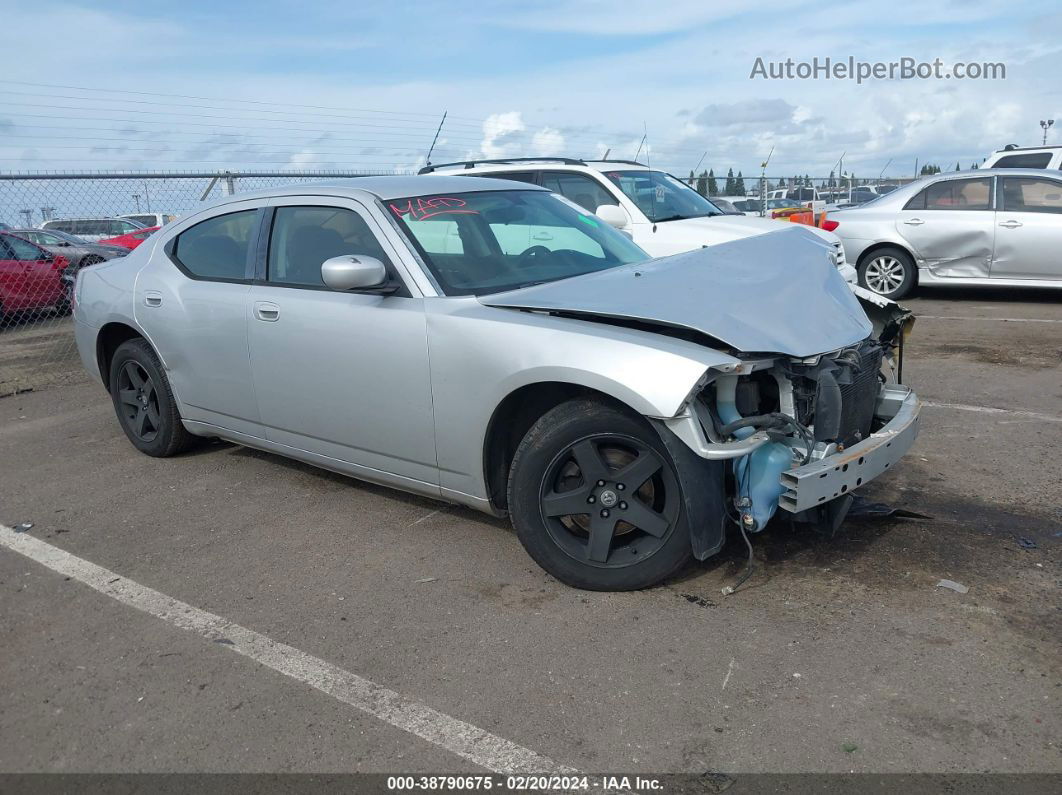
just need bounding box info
[109,338,196,457]
[858,247,916,299]
[507,399,693,590]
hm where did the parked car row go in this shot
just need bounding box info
[0,222,147,319]
[1,231,72,317]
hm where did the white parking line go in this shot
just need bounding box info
[916,315,1062,324]
[922,400,1062,422]
[0,526,575,775]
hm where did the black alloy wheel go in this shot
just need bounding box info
[108,338,196,457]
[508,399,693,590]
[540,435,679,567]
[116,359,162,443]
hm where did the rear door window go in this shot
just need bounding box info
[172,210,258,281]
[906,178,993,211]
[482,171,540,185]
[540,172,618,212]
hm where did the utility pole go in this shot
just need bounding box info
[1041,119,1055,145]
[39,206,55,221]
[759,146,774,217]
[132,194,141,212]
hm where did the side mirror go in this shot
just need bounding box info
[320,255,389,291]
[594,204,628,229]
[57,240,71,247]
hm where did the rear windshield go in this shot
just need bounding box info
[388,190,648,296]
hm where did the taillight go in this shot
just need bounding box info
[821,220,840,232]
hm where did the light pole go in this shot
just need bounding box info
[132,194,141,212]
[1042,120,1055,145]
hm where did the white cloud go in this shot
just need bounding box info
[531,126,565,155]
[480,112,526,158]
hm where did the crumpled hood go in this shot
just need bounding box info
[480,226,872,358]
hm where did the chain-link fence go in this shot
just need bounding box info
[0,170,389,396]
[1,167,929,397]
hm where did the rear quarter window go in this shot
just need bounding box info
[171,210,258,281]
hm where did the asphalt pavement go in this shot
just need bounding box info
[1,287,1059,776]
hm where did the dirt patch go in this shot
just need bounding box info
[916,341,1061,369]
[0,317,84,396]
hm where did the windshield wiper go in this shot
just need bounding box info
[652,213,719,223]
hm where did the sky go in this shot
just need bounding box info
[1,0,1060,180]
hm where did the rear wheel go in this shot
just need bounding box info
[858,247,916,299]
[109,338,196,457]
[507,399,693,590]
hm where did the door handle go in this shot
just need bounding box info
[144,290,162,307]
[253,301,280,322]
[903,218,925,226]
[998,220,1023,229]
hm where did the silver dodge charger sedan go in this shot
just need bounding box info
[72,176,920,590]
[829,167,1062,299]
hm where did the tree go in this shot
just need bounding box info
[919,163,941,175]
[734,171,746,196]
[707,169,719,196]
[955,161,961,171]
[971,162,979,169]
[688,170,695,187]
[696,170,708,197]
[804,174,811,188]
[723,168,735,195]
[827,170,836,188]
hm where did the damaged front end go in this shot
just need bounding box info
[664,293,919,557]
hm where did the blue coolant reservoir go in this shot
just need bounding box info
[715,375,794,530]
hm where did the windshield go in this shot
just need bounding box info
[601,170,724,223]
[388,190,649,296]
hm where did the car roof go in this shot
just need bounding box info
[194,175,547,213]
[45,217,133,221]
[923,168,1058,179]
[991,145,1061,153]
[426,160,655,175]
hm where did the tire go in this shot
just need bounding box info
[858,247,916,299]
[507,398,694,590]
[108,338,196,457]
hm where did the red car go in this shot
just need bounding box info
[0,232,70,315]
[98,225,159,250]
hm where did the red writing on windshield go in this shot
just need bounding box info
[389,197,479,221]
